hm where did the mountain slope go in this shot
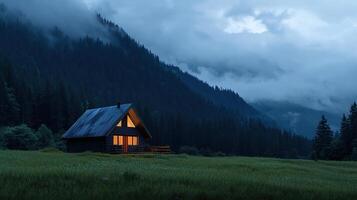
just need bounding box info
[253,101,341,138]
[0,8,311,156]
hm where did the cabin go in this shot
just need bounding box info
[62,103,152,153]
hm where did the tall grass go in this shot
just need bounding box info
[0,150,356,200]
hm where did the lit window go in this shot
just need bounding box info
[119,136,123,145]
[127,116,135,128]
[128,136,133,145]
[133,136,138,145]
[116,120,122,127]
[113,135,118,145]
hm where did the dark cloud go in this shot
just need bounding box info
[2,0,357,113]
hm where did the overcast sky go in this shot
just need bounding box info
[2,0,357,113]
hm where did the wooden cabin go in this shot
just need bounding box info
[62,103,152,153]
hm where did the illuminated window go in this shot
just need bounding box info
[128,136,133,145]
[113,135,118,145]
[127,116,135,128]
[116,120,122,127]
[126,136,138,146]
[119,136,123,145]
[133,136,138,145]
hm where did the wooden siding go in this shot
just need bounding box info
[65,137,106,153]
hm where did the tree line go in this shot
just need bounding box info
[312,102,357,160]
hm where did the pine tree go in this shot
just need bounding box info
[0,77,20,126]
[313,116,333,160]
[0,77,7,125]
[352,139,357,161]
[329,137,345,160]
[349,102,357,146]
[340,114,351,155]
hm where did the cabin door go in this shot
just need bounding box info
[123,136,129,153]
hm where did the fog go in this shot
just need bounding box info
[2,0,357,113]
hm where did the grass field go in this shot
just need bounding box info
[0,150,356,200]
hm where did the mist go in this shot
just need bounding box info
[1,0,357,114]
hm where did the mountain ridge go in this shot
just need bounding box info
[0,7,311,156]
[253,100,341,138]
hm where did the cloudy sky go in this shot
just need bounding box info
[2,0,357,113]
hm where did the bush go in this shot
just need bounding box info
[53,130,66,151]
[35,124,54,148]
[179,146,200,155]
[40,147,62,153]
[352,148,357,161]
[199,148,213,156]
[311,151,318,161]
[2,124,38,150]
[212,151,226,157]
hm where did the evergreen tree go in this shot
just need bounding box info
[329,138,345,160]
[0,77,20,126]
[4,84,20,124]
[340,114,351,155]
[313,116,333,160]
[349,102,357,147]
[351,139,357,161]
[0,77,7,125]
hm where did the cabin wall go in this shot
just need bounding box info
[65,137,106,153]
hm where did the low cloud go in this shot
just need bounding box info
[2,0,357,113]
[0,0,108,39]
[224,16,267,34]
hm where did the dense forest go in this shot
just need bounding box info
[313,103,357,160]
[0,6,311,157]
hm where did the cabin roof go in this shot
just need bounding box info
[62,103,151,139]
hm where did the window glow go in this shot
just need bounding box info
[114,135,138,146]
[128,136,133,145]
[116,120,122,127]
[113,135,118,145]
[133,136,138,145]
[127,116,135,128]
[119,136,123,145]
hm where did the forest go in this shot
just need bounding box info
[0,7,311,157]
[313,102,357,160]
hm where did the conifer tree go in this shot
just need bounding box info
[349,102,357,144]
[313,116,333,160]
[0,77,7,125]
[340,114,351,155]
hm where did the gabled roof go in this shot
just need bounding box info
[62,103,151,139]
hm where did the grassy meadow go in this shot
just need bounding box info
[0,150,356,200]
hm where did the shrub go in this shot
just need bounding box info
[53,131,66,151]
[179,146,200,155]
[199,148,213,156]
[2,124,38,150]
[35,124,54,148]
[352,148,357,161]
[40,147,62,153]
[212,151,226,157]
[311,151,318,161]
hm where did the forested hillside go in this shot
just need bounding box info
[254,101,340,138]
[0,7,311,157]
[312,102,357,160]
